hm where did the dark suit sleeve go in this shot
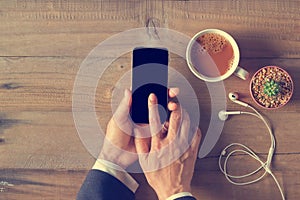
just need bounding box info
[175,197,197,200]
[77,169,135,200]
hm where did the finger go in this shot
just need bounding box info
[178,127,201,163]
[161,121,169,138]
[114,89,132,121]
[168,87,179,111]
[168,87,180,98]
[168,101,178,111]
[190,127,202,160]
[167,105,182,141]
[148,93,162,135]
[127,89,132,107]
[177,110,191,147]
[134,128,151,154]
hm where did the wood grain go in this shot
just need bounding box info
[0,167,299,200]
[1,1,299,57]
[0,0,299,199]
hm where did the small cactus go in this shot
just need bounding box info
[263,79,280,97]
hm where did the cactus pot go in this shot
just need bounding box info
[250,66,294,109]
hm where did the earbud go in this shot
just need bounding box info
[218,110,242,121]
[228,92,239,101]
[228,92,249,107]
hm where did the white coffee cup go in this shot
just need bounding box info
[186,29,249,82]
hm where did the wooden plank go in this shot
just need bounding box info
[190,170,299,200]
[0,1,299,57]
[0,166,299,200]
[0,109,299,169]
[0,56,299,111]
[0,111,95,169]
[0,169,86,200]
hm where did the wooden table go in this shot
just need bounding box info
[0,1,299,199]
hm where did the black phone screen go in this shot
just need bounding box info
[131,47,169,124]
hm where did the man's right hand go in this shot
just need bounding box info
[135,93,201,200]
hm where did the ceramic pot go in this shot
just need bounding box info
[250,66,294,109]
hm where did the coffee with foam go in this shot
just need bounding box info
[191,33,234,78]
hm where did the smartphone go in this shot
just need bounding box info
[131,47,169,124]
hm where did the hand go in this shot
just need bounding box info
[98,88,180,169]
[135,94,202,200]
[98,89,137,169]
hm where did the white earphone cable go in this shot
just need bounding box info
[218,107,285,200]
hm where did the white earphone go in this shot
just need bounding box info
[218,92,285,200]
[228,92,249,107]
[218,92,249,121]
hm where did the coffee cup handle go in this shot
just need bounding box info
[234,66,249,80]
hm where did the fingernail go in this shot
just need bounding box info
[170,88,179,96]
[168,102,177,111]
[149,93,156,104]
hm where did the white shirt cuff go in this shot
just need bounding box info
[92,159,139,193]
[166,192,194,200]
